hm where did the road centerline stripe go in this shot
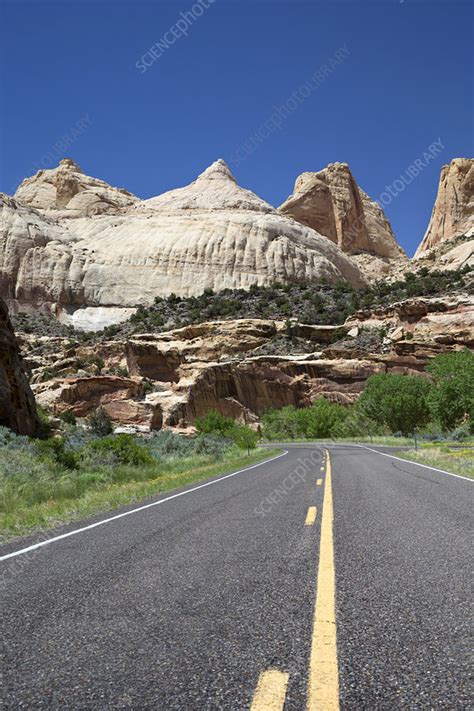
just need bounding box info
[305,506,317,525]
[307,450,339,710]
[250,669,289,710]
[316,478,323,486]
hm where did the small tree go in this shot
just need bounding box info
[358,373,431,436]
[87,407,113,436]
[231,424,258,453]
[299,399,348,439]
[426,349,474,432]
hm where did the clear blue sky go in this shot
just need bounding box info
[1,0,472,256]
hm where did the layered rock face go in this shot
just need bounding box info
[415,158,474,257]
[279,162,406,259]
[345,294,474,347]
[1,159,365,329]
[0,298,38,435]
[15,158,139,216]
[29,292,470,432]
[33,375,162,429]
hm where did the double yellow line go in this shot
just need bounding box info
[307,451,339,709]
[251,450,339,710]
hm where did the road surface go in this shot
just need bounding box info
[1,445,472,709]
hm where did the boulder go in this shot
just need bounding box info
[32,376,156,425]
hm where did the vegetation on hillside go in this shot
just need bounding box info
[11,266,472,341]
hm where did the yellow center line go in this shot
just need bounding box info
[316,478,323,486]
[307,450,339,710]
[305,506,317,525]
[250,669,289,710]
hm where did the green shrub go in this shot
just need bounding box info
[230,424,258,452]
[195,410,235,436]
[148,430,196,459]
[59,411,77,426]
[0,448,51,481]
[36,437,79,470]
[194,410,258,451]
[87,407,113,436]
[36,406,53,440]
[262,399,350,440]
[193,434,230,459]
[451,423,471,441]
[84,434,154,467]
[261,406,301,440]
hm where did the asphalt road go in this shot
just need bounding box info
[1,445,472,709]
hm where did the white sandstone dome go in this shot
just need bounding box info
[2,159,366,329]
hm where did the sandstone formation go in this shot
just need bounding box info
[4,153,473,433]
[24,288,470,432]
[345,294,474,347]
[1,159,366,330]
[415,158,474,257]
[413,237,474,273]
[33,375,162,430]
[279,162,406,260]
[15,158,139,216]
[0,297,38,435]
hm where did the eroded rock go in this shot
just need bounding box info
[1,160,366,330]
[415,158,474,257]
[0,298,38,434]
[280,162,406,259]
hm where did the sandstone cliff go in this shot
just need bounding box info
[2,159,366,329]
[279,162,406,259]
[28,291,471,432]
[415,158,474,257]
[0,297,38,435]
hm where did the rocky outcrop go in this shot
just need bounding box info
[126,319,281,380]
[15,158,139,216]
[2,159,366,330]
[279,162,406,259]
[155,348,447,428]
[0,298,38,434]
[24,288,470,432]
[345,294,474,347]
[33,375,162,430]
[413,237,474,273]
[415,158,474,257]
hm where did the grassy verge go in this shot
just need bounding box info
[393,445,474,479]
[0,447,280,542]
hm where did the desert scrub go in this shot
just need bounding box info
[0,426,277,539]
[146,430,232,461]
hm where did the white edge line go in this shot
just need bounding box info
[333,443,473,482]
[0,450,289,562]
